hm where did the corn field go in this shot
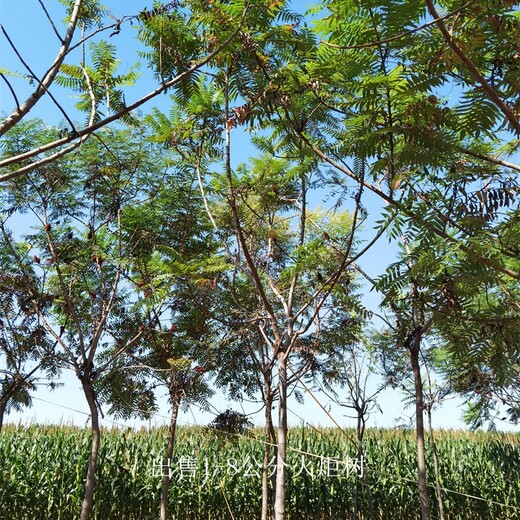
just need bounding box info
[0,425,518,519]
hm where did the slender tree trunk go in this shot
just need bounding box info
[410,338,431,520]
[352,416,361,520]
[362,455,375,520]
[80,378,101,520]
[270,405,278,513]
[427,406,446,520]
[354,415,374,520]
[262,389,274,520]
[160,396,181,520]
[0,399,7,433]
[274,353,288,520]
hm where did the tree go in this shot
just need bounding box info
[372,219,520,519]
[224,4,519,515]
[144,74,284,519]
[1,3,518,518]
[208,408,254,437]
[112,169,221,520]
[431,219,520,429]
[212,274,280,520]
[373,239,451,520]
[144,53,378,516]
[213,145,363,520]
[0,120,164,519]
[321,337,384,520]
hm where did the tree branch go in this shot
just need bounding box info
[299,133,520,280]
[457,146,520,173]
[321,1,475,51]
[38,0,65,44]
[0,0,84,136]
[0,25,78,133]
[425,0,520,135]
[0,73,20,109]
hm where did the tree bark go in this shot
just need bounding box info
[354,414,374,520]
[80,378,101,520]
[353,416,361,520]
[427,405,446,520]
[410,336,431,520]
[160,396,180,520]
[274,353,288,520]
[262,389,274,520]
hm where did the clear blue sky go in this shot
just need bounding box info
[1,1,517,433]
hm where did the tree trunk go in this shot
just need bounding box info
[274,353,288,520]
[262,389,274,520]
[354,414,374,520]
[270,403,278,514]
[80,378,101,520]
[0,399,7,433]
[427,406,446,520]
[160,396,181,520]
[410,338,431,520]
[352,417,361,520]
[362,456,375,520]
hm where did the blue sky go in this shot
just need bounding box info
[1,1,517,433]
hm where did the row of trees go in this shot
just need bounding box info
[1,1,519,519]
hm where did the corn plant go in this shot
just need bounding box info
[0,425,518,519]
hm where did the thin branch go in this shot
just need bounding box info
[38,0,65,43]
[2,142,85,179]
[0,222,79,372]
[42,208,88,363]
[286,362,358,448]
[316,217,388,296]
[286,173,306,318]
[97,330,145,374]
[7,56,100,196]
[192,138,237,262]
[222,70,282,343]
[38,312,79,372]
[293,181,382,326]
[0,73,20,109]
[88,210,123,367]
[458,146,520,173]
[425,0,520,135]
[321,1,475,51]
[67,19,130,56]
